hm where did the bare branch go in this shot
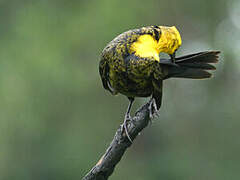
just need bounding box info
[82,102,151,180]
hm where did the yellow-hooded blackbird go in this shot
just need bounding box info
[99,25,220,142]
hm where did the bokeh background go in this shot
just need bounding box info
[1,0,240,179]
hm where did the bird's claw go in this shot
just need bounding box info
[121,114,133,143]
[149,98,159,119]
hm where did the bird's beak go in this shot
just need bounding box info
[170,52,176,63]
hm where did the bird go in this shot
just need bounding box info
[99,25,220,142]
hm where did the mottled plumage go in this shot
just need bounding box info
[100,26,179,106]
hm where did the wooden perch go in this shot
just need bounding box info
[82,101,151,180]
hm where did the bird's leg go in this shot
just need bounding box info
[170,51,176,64]
[149,98,159,119]
[121,97,134,143]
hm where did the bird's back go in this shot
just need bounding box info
[100,27,161,97]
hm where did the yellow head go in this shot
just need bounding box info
[156,26,182,55]
[130,25,182,61]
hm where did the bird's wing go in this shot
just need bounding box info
[99,58,112,93]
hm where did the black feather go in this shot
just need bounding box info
[164,51,220,79]
[176,51,220,63]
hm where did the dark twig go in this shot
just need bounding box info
[82,101,151,180]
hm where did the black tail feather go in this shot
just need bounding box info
[177,62,216,70]
[164,51,220,79]
[168,67,212,79]
[176,51,220,63]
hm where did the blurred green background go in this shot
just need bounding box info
[1,0,240,179]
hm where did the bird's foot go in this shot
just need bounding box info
[148,98,159,120]
[121,114,133,143]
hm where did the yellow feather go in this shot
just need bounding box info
[130,35,160,61]
[157,26,182,54]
